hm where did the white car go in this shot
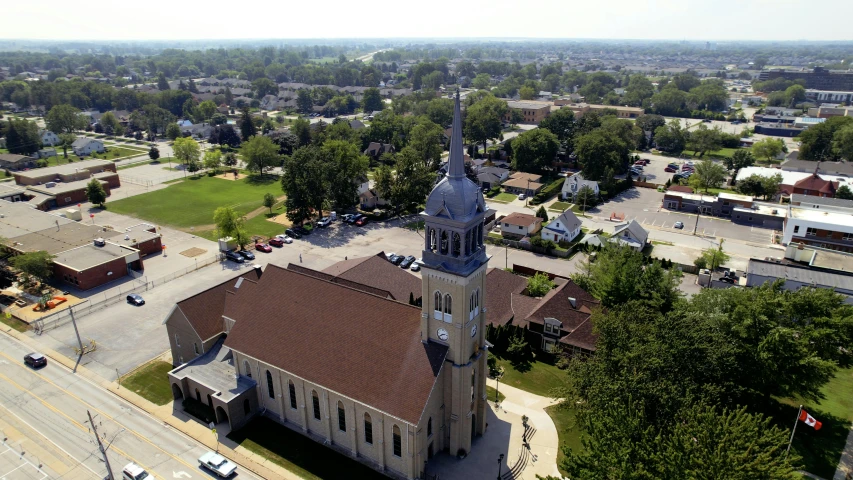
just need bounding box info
[386,252,397,260]
[121,463,149,480]
[199,451,237,478]
[317,217,332,227]
[517,193,526,200]
[275,234,293,244]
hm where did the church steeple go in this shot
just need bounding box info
[447,90,466,180]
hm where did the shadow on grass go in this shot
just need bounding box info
[244,174,279,187]
[227,417,385,480]
[758,401,850,478]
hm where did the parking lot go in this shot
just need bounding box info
[0,442,50,480]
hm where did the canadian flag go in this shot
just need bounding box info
[799,409,823,430]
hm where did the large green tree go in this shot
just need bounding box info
[653,119,687,154]
[362,87,384,113]
[832,124,853,161]
[799,116,853,161]
[689,159,728,193]
[575,130,629,181]
[320,140,369,210]
[45,104,84,134]
[724,149,755,175]
[213,206,249,248]
[85,178,107,207]
[242,135,280,175]
[5,118,40,155]
[464,95,508,158]
[238,107,256,141]
[511,128,559,174]
[687,124,723,157]
[751,138,786,163]
[172,137,201,170]
[538,108,576,152]
[407,119,444,170]
[281,146,327,225]
[10,251,54,286]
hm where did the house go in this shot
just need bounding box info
[791,172,838,197]
[39,130,61,147]
[610,220,649,251]
[561,172,599,201]
[71,138,104,156]
[541,210,582,243]
[36,148,57,159]
[0,153,37,170]
[500,212,543,240]
[165,92,490,480]
[476,166,510,189]
[502,172,544,197]
[364,142,395,159]
[349,119,366,130]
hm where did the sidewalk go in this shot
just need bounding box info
[0,325,303,480]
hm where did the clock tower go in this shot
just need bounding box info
[420,91,489,456]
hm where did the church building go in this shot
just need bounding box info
[165,92,490,480]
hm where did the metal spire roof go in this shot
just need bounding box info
[447,90,465,179]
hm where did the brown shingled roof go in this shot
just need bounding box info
[175,268,262,342]
[484,268,528,326]
[223,264,446,424]
[322,253,421,302]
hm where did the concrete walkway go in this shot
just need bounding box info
[834,427,853,480]
[428,378,563,480]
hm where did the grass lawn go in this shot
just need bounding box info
[121,361,174,406]
[682,148,738,159]
[404,219,425,231]
[549,201,572,212]
[117,159,170,171]
[89,146,148,161]
[546,404,582,477]
[493,354,565,398]
[108,175,282,229]
[227,417,386,480]
[697,186,739,196]
[486,385,505,403]
[0,315,29,332]
[492,192,518,203]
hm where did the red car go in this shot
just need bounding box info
[355,217,368,226]
[268,238,285,247]
[255,243,272,253]
[665,167,677,173]
[682,166,694,171]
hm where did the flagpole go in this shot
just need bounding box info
[786,404,803,457]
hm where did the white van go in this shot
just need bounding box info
[122,463,149,480]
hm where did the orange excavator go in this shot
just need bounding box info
[32,296,67,312]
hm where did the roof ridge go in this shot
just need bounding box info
[279,264,421,311]
[178,269,259,306]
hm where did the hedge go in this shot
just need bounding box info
[530,177,566,205]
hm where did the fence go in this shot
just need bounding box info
[34,253,221,333]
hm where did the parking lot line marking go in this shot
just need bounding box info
[1,463,27,477]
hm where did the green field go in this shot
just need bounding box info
[492,192,518,203]
[121,361,174,406]
[493,355,564,398]
[486,385,505,403]
[107,175,282,229]
[682,147,738,159]
[89,146,148,161]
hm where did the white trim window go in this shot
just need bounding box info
[434,291,443,320]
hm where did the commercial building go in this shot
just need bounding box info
[781,160,853,178]
[556,102,643,119]
[736,166,853,198]
[759,67,853,91]
[806,89,853,105]
[782,199,853,252]
[503,100,552,124]
[746,256,853,304]
[7,159,119,210]
[663,190,786,228]
[0,201,161,290]
[807,104,853,118]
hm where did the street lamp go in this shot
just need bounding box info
[497,453,505,480]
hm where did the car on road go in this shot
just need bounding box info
[355,216,368,226]
[255,243,272,253]
[703,118,712,123]
[224,250,245,263]
[126,293,145,306]
[673,221,684,229]
[23,352,47,368]
[269,237,285,247]
[400,255,416,269]
[317,217,332,228]
[731,120,741,125]
[122,463,149,480]
[284,228,301,239]
[237,250,256,261]
[198,451,237,478]
[517,193,526,200]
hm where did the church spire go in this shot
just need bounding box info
[447,90,465,179]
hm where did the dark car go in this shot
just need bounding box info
[224,250,245,263]
[400,255,416,269]
[284,228,301,239]
[703,119,712,123]
[355,216,368,226]
[238,250,255,261]
[24,352,47,368]
[126,293,145,306]
[346,214,362,225]
[293,226,311,236]
[390,254,404,265]
[269,238,285,247]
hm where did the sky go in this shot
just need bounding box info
[2,0,850,42]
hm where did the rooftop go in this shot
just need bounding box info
[506,100,553,110]
[789,206,853,227]
[170,338,256,403]
[14,159,113,180]
[718,192,754,202]
[26,174,113,196]
[747,258,853,291]
[52,242,137,271]
[810,249,853,273]
[501,212,539,227]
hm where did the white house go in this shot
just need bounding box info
[561,172,599,201]
[39,130,61,147]
[610,220,649,251]
[542,210,582,243]
[71,138,104,156]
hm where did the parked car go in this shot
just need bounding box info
[284,228,301,239]
[224,250,245,263]
[385,252,397,261]
[390,254,404,265]
[731,120,741,125]
[255,243,272,253]
[673,221,684,229]
[703,118,713,123]
[341,214,355,223]
[269,238,285,247]
[517,193,526,200]
[316,217,331,228]
[198,451,237,478]
[355,216,368,226]
[126,293,145,306]
[237,250,255,261]
[23,352,47,368]
[400,255,416,269]
[347,214,363,225]
[664,167,677,173]
[293,225,311,236]
[410,263,421,272]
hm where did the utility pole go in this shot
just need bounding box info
[70,310,84,373]
[87,410,114,480]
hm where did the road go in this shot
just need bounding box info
[354,49,388,63]
[0,333,263,480]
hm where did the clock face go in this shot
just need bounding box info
[471,324,478,337]
[437,328,449,341]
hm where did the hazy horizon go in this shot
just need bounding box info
[3,0,850,42]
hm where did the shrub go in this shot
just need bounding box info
[694,256,708,269]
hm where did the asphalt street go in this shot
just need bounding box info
[0,333,263,480]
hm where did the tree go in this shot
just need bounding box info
[281,146,327,225]
[799,116,853,161]
[58,133,76,160]
[519,86,536,100]
[535,206,548,221]
[362,88,383,113]
[267,129,299,156]
[736,174,766,198]
[10,251,54,286]
[242,135,279,175]
[238,107,257,141]
[425,98,454,127]
[291,118,312,147]
[263,192,276,214]
[165,123,181,141]
[575,130,628,181]
[157,72,170,91]
[697,241,730,270]
[45,104,84,134]
[687,124,722,157]
[836,184,853,200]
[653,119,687,154]
[100,112,121,137]
[689,159,728,193]
[297,89,314,114]
[148,146,160,161]
[760,172,783,200]
[5,118,40,155]
[388,147,435,210]
[751,138,785,163]
[223,152,238,168]
[526,272,555,297]
[407,120,444,170]
[472,73,491,90]
[538,108,576,151]
[832,124,853,161]
[635,114,666,141]
[575,185,597,213]
[724,149,755,176]
[209,124,242,148]
[252,78,278,98]
[173,137,201,170]
[512,128,560,174]
[203,149,222,173]
[213,206,248,248]
[464,95,508,159]
[321,140,369,210]
[196,100,216,122]
[85,178,107,207]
